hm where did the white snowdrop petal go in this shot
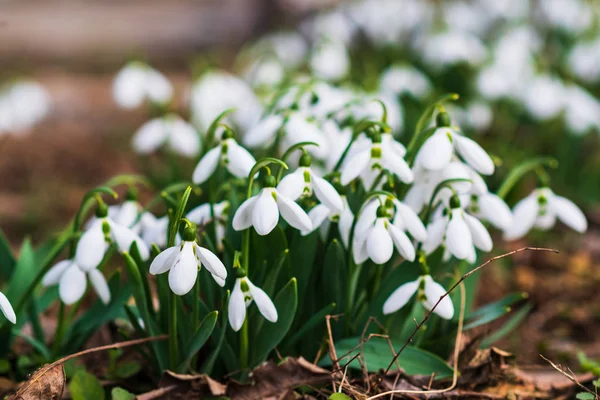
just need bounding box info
[115,201,140,229]
[243,114,283,148]
[275,191,312,232]
[423,277,454,319]
[313,175,344,213]
[354,200,378,242]
[0,292,16,324]
[42,260,72,286]
[232,196,258,231]
[303,204,331,236]
[113,66,146,108]
[387,224,416,261]
[186,203,212,225]
[338,200,354,248]
[422,217,446,255]
[228,280,247,331]
[75,222,108,271]
[145,69,173,104]
[59,264,87,305]
[168,119,200,157]
[367,219,394,265]
[168,244,198,296]
[277,169,306,200]
[417,130,453,171]
[395,203,428,242]
[446,211,473,260]
[226,141,256,179]
[149,246,179,275]
[503,195,538,240]
[253,189,280,235]
[88,269,111,304]
[478,193,513,230]
[340,149,371,185]
[132,119,168,154]
[192,147,221,184]
[464,214,493,252]
[196,245,227,286]
[248,281,278,323]
[381,149,414,183]
[110,221,150,260]
[352,235,369,264]
[550,195,587,233]
[383,280,419,315]
[454,135,495,175]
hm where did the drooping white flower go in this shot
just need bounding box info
[43,259,110,305]
[0,81,51,135]
[353,204,417,265]
[340,133,413,188]
[140,214,170,249]
[232,176,312,236]
[310,39,350,82]
[383,275,454,320]
[278,155,344,214]
[186,201,229,249]
[460,177,513,231]
[149,227,227,295]
[228,274,277,331]
[243,114,285,149]
[379,65,432,99]
[0,291,15,324]
[132,114,200,158]
[75,205,150,271]
[192,131,256,184]
[423,196,492,263]
[301,196,354,248]
[415,116,494,175]
[504,187,587,240]
[113,62,173,109]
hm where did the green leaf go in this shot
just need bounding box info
[5,239,36,310]
[481,303,533,348]
[179,311,218,372]
[115,361,141,379]
[201,291,230,374]
[465,292,528,330]
[320,336,452,378]
[329,394,352,400]
[282,303,336,351]
[69,370,105,400]
[497,157,558,199]
[322,240,346,310]
[251,278,298,366]
[288,231,318,306]
[575,393,595,400]
[0,228,15,280]
[168,186,192,247]
[111,387,136,400]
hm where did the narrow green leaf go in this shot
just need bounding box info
[179,311,218,372]
[111,387,136,400]
[497,157,558,199]
[201,291,230,374]
[575,393,595,400]
[329,394,352,400]
[69,370,105,400]
[168,186,192,247]
[320,336,452,378]
[481,303,533,348]
[322,239,346,309]
[283,303,336,351]
[251,278,298,366]
[5,239,36,308]
[465,292,528,330]
[0,228,15,280]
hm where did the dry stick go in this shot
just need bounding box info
[326,314,343,392]
[380,247,556,380]
[540,354,597,398]
[367,247,557,399]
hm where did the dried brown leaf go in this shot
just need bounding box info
[9,363,65,400]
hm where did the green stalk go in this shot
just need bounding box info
[192,281,200,331]
[169,291,178,370]
[496,157,558,199]
[240,319,249,370]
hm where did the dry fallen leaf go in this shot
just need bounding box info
[9,363,65,400]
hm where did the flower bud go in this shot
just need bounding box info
[181,223,197,241]
[376,205,388,218]
[436,112,451,127]
[221,129,235,140]
[95,202,109,218]
[449,194,461,209]
[299,154,312,167]
[126,186,138,201]
[263,174,277,188]
[235,267,247,278]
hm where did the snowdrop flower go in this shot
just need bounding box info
[504,188,587,240]
[0,291,15,324]
[383,275,454,320]
[353,204,417,265]
[341,133,413,188]
[186,201,229,249]
[228,271,277,332]
[563,85,600,135]
[113,62,173,109]
[132,114,200,158]
[256,32,308,69]
[243,114,285,149]
[244,57,285,87]
[43,260,110,305]
[233,175,312,236]
[415,113,494,175]
[524,75,565,121]
[460,174,513,231]
[423,196,492,263]
[75,204,150,271]
[302,196,354,247]
[140,214,170,249]
[149,224,227,295]
[0,81,51,134]
[192,130,255,184]
[420,31,486,69]
[278,154,343,213]
[379,65,432,98]
[310,39,350,82]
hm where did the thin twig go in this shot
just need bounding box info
[380,247,556,379]
[540,354,597,398]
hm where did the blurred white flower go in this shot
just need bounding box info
[379,65,432,98]
[132,114,200,157]
[244,57,285,87]
[192,133,256,184]
[383,275,454,320]
[0,291,15,324]
[504,188,587,240]
[301,196,354,247]
[113,62,172,109]
[186,201,229,250]
[524,75,565,121]
[0,81,51,135]
[563,85,600,135]
[43,260,110,305]
[419,31,486,69]
[229,275,277,331]
[150,238,227,295]
[140,214,170,249]
[310,39,350,82]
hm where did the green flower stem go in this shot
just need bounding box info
[51,300,81,358]
[192,281,200,332]
[168,291,178,370]
[496,157,558,199]
[240,319,249,370]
